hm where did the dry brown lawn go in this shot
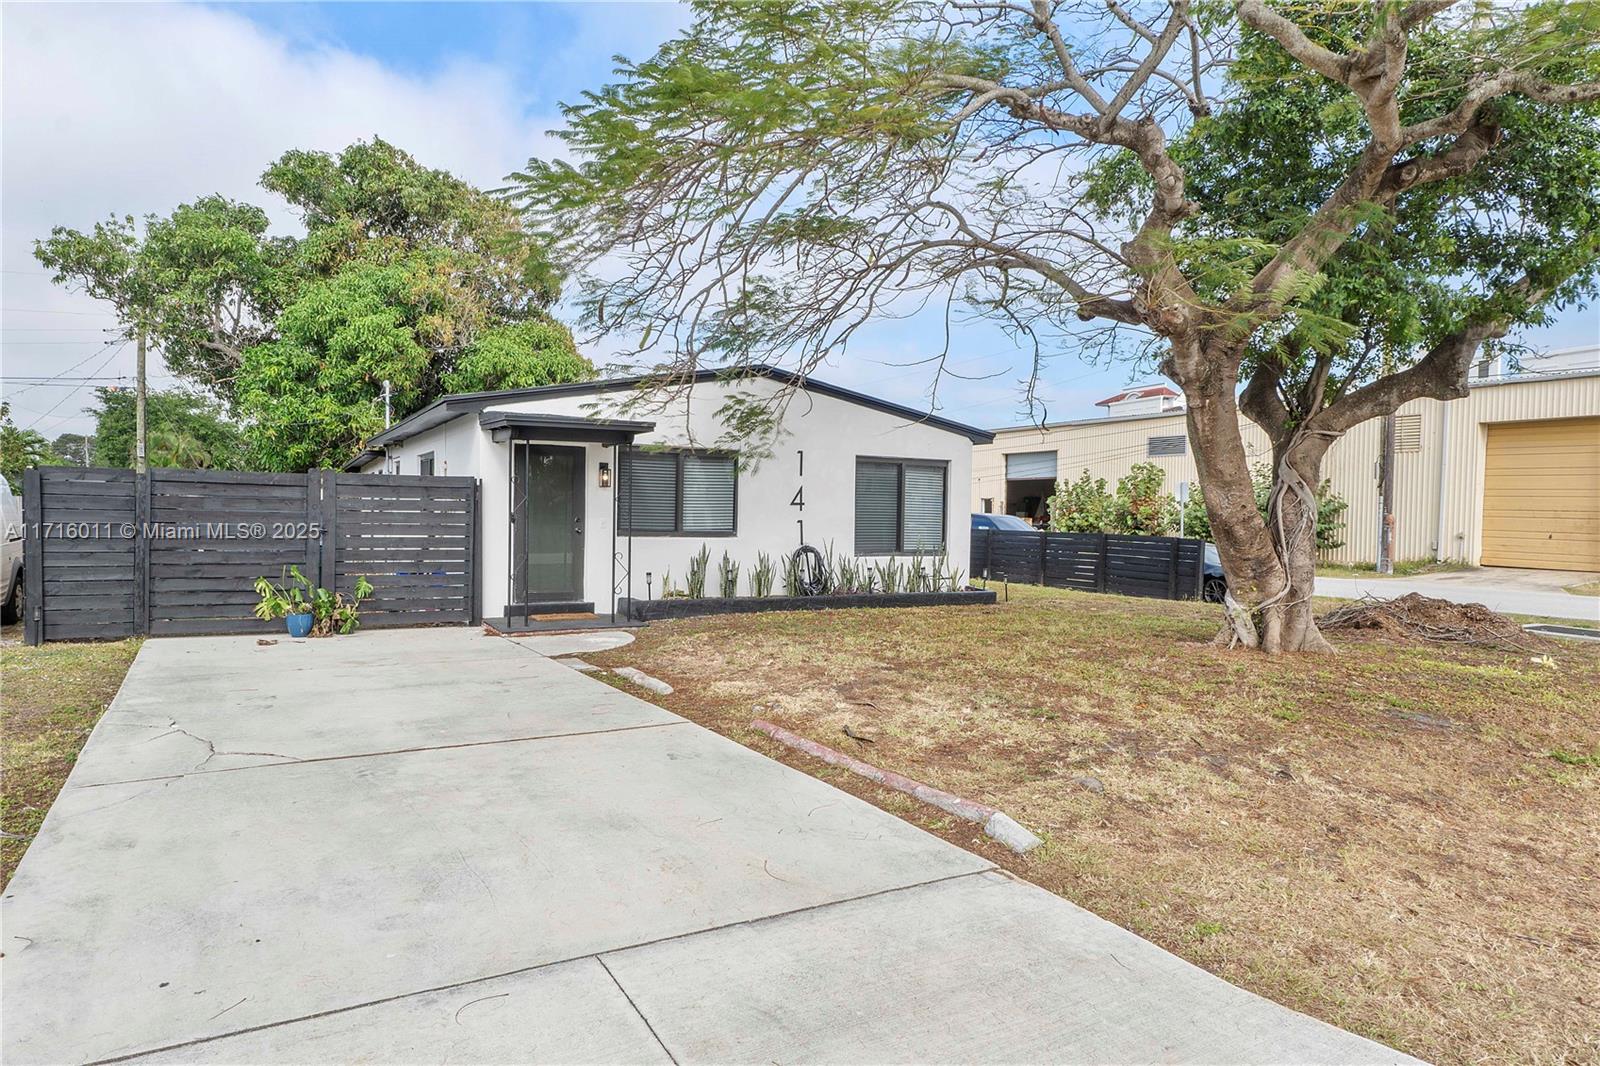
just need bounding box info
[1,628,141,887]
[589,585,1600,1066]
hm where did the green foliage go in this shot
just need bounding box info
[88,388,242,470]
[1181,465,1348,552]
[1130,9,1600,401]
[442,321,592,395]
[1047,472,1113,533]
[0,403,63,493]
[717,550,740,598]
[252,565,373,636]
[1111,464,1178,536]
[685,543,711,598]
[38,138,589,471]
[749,552,777,597]
[50,433,93,465]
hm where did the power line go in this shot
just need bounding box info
[1,307,118,317]
[1,338,130,398]
[24,342,128,430]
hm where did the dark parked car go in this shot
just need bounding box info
[972,513,1035,532]
[1202,543,1226,603]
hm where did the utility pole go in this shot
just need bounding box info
[134,327,148,475]
[382,379,392,429]
[1377,413,1396,573]
[1376,348,1396,574]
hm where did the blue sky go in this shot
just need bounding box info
[3,2,1595,439]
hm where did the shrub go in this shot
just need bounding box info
[1047,471,1113,532]
[1111,462,1177,535]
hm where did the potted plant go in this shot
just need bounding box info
[253,566,373,637]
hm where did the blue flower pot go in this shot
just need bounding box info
[285,612,314,638]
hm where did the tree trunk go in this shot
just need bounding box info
[1176,338,1334,654]
[1263,441,1336,654]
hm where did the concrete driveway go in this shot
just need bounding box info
[1316,567,1599,622]
[3,628,1419,1065]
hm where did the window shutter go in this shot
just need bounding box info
[619,450,678,533]
[681,454,736,532]
[1147,434,1187,457]
[901,465,946,551]
[855,461,900,554]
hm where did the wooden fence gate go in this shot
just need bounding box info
[22,467,479,644]
[970,528,1205,601]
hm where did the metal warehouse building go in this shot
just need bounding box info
[972,348,1600,572]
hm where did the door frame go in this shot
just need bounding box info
[510,442,586,606]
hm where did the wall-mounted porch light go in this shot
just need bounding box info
[598,461,613,488]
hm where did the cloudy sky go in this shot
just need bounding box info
[3,2,1595,442]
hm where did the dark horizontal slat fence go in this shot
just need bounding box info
[971,528,1203,602]
[24,467,479,644]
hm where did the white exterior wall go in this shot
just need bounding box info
[369,376,977,618]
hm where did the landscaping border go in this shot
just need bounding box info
[618,588,996,622]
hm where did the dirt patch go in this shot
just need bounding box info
[593,585,1600,1066]
[1319,592,1540,651]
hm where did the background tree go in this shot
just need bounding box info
[50,433,94,467]
[38,138,591,470]
[513,0,1600,653]
[0,403,63,493]
[87,388,243,470]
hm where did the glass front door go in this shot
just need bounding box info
[515,444,584,602]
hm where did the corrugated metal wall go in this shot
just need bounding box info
[973,372,1600,567]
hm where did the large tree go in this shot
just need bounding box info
[37,139,592,470]
[512,0,1600,652]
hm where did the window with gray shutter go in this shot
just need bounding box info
[1147,434,1187,457]
[855,461,900,555]
[902,465,945,550]
[682,453,736,532]
[855,459,947,554]
[619,448,737,535]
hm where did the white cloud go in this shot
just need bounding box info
[1,2,570,436]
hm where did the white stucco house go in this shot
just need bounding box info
[346,366,993,623]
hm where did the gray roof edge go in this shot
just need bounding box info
[355,364,995,456]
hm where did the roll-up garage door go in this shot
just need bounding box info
[1480,417,1600,571]
[1006,451,1058,480]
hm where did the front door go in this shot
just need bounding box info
[513,444,585,604]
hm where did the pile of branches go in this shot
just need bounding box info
[1318,593,1541,652]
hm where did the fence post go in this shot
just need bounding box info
[1167,537,1180,600]
[134,471,151,635]
[469,479,483,625]
[1096,533,1109,593]
[319,470,338,590]
[22,467,43,646]
[1036,530,1046,586]
[1193,539,1205,599]
[304,469,321,585]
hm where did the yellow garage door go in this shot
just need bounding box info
[1481,417,1600,571]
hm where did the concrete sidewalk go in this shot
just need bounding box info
[2,628,1421,1065]
[1315,575,1599,622]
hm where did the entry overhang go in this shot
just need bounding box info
[479,411,656,446]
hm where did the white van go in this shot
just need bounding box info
[2,479,23,624]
